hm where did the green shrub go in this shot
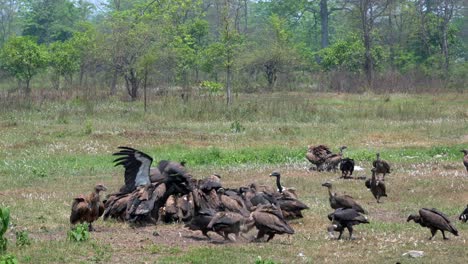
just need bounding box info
[230,120,245,133]
[0,207,10,253]
[15,231,31,247]
[67,223,90,242]
[0,254,18,264]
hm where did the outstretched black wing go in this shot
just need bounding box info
[113,146,153,193]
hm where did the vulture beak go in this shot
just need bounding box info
[406,215,415,222]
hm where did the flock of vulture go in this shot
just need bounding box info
[70,146,468,242]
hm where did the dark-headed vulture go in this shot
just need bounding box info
[459,205,468,223]
[70,184,107,231]
[327,208,369,240]
[368,168,387,203]
[322,182,367,214]
[207,211,250,241]
[461,150,468,172]
[249,204,294,242]
[340,158,355,179]
[372,153,390,179]
[407,208,459,240]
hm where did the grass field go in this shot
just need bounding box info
[0,92,467,263]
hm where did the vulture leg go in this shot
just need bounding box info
[266,233,275,242]
[347,225,355,240]
[88,223,95,232]
[337,229,344,240]
[256,230,266,241]
[202,230,211,240]
[376,196,381,203]
[442,231,449,240]
[429,228,437,240]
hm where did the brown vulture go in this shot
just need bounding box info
[306,145,332,171]
[249,204,294,242]
[459,205,468,223]
[367,168,387,203]
[207,211,251,241]
[104,147,193,223]
[217,188,250,217]
[321,182,367,214]
[372,153,390,179]
[461,150,468,172]
[70,184,107,231]
[327,208,369,240]
[323,146,347,172]
[407,208,459,240]
[184,208,219,239]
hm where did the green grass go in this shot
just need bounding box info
[0,92,467,263]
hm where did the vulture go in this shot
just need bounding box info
[249,205,295,242]
[327,208,369,240]
[70,184,107,231]
[321,182,367,214]
[104,147,194,223]
[459,205,468,223]
[306,145,332,171]
[407,208,459,240]
[217,188,250,217]
[462,150,468,172]
[340,158,355,179]
[269,171,298,199]
[184,208,218,239]
[276,197,309,220]
[198,174,223,193]
[324,146,347,172]
[160,194,194,223]
[367,168,387,203]
[207,211,251,241]
[372,153,390,179]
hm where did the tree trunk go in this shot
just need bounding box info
[25,78,31,96]
[125,69,139,100]
[363,30,373,87]
[441,24,449,74]
[110,68,118,95]
[320,0,329,48]
[226,64,232,106]
[143,67,148,112]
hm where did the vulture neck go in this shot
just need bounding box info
[327,186,334,197]
[371,172,377,187]
[275,176,283,193]
[88,190,101,205]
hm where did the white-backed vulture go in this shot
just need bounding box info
[407,208,459,240]
[70,184,107,231]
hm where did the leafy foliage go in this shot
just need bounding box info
[0,207,10,253]
[67,223,90,242]
[0,36,48,92]
[0,254,17,264]
[15,231,31,247]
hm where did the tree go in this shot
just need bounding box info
[21,0,88,44]
[48,39,80,89]
[0,36,48,94]
[0,0,20,46]
[349,0,391,87]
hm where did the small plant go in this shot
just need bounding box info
[0,254,18,264]
[84,120,93,135]
[32,167,47,178]
[0,207,10,253]
[230,120,245,133]
[67,223,90,242]
[88,242,111,263]
[15,230,31,247]
[255,256,277,264]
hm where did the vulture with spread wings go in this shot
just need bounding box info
[103,147,193,223]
